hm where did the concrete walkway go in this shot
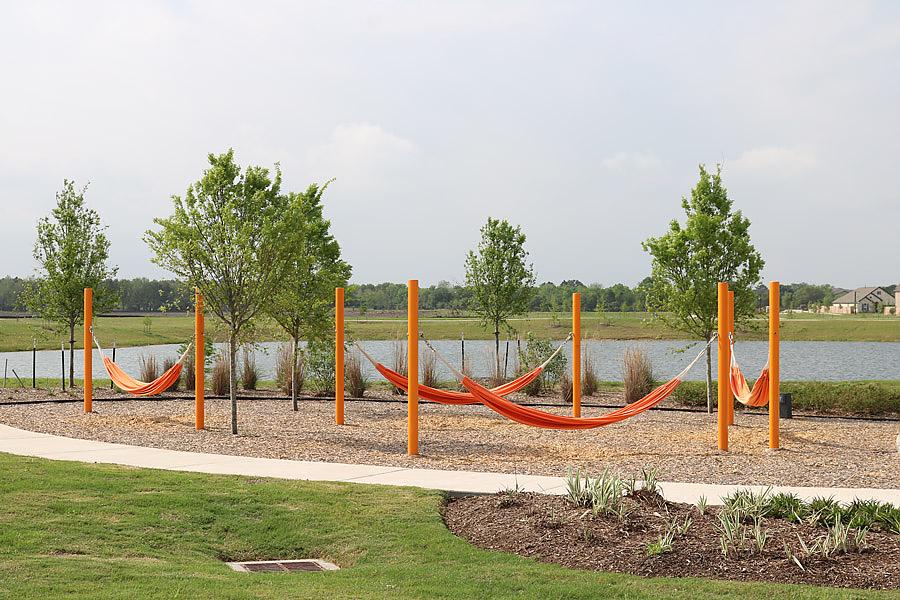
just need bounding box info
[1,424,898,506]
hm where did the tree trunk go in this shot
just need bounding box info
[291,335,298,412]
[68,322,75,387]
[705,342,713,414]
[229,335,238,435]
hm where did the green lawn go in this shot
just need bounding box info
[2,310,898,352]
[0,454,895,599]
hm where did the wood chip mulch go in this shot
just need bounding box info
[0,393,898,489]
[443,492,900,590]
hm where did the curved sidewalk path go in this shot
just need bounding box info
[2,424,898,505]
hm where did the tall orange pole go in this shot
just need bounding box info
[407,280,419,455]
[195,288,205,430]
[335,287,345,425]
[572,292,581,418]
[83,288,92,413]
[717,282,728,451]
[727,289,735,426]
[768,281,780,449]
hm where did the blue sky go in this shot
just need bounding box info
[1,1,898,287]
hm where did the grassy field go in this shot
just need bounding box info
[1,311,898,352]
[0,453,896,599]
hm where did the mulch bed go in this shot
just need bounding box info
[1,394,898,488]
[443,491,900,590]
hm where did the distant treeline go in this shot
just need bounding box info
[347,280,651,313]
[0,277,193,313]
[0,277,889,314]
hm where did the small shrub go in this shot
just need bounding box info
[421,348,438,389]
[239,348,259,390]
[139,354,159,382]
[582,347,599,396]
[275,342,305,395]
[345,351,368,398]
[211,354,229,396]
[307,340,336,396]
[518,333,567,396]
[390,337,407,395]
[162,357,179,391]
[622,347,653,404]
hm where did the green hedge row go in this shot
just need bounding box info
[667,380,900,417]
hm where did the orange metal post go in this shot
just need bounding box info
[407,280,419,455]
[768,281,780,449]
[717,282,728,451]
[572,292,581,418]
[195,288,205,430]
[335,287,345,425]
[84,288,92,413]
[727,289,735,426]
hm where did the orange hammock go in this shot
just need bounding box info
[373,363,542,405]
[353,337,568,405]
[428,337,711,430]
[94,333,191,397]
[729,348,770,407]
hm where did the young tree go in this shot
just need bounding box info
[642,165,764,412]
[265,182,352,411]
[145,150,288,434]
[23,180,118,385]
[465,217,536,372]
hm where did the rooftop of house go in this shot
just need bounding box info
[832,287,895,305]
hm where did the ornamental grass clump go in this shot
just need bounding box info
[211,354,229,396]
[421,348,438,389]
[582,347,600,397]
[623,346,653,404]
[275,342,304,396]
[139,354,159,383]
[182,348,196,391]
[240,348,259,390]
[162,357,179,391]
[345,351,368,398]
[390,337,407,395]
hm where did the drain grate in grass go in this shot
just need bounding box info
[227,559,339,573]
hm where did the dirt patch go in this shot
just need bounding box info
[442,492,900,590]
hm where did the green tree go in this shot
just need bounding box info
[145,150,288,434]
[642,165,764,412]
[265,182,352,411]
[465,217,536,372]
[22,180,118,386]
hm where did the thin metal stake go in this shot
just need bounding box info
[61,342,65,392]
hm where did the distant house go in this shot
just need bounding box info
[821,287,896,314]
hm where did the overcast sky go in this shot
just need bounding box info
[1,1,898,287]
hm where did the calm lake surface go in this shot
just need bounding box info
[1,340,898,383]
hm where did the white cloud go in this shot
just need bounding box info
[305,123,420,190]
[598,152,663,170]
[731,146,817,176]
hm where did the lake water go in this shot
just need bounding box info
[1,339,897,384]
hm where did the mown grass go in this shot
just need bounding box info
[1,311,898,352]
[0,453,897,599]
